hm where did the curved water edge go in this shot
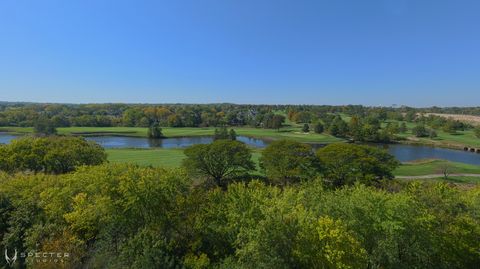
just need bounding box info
[0,133,20,145]
[85,135,269,149]
[0,133,269,149]
[1,133,480,165]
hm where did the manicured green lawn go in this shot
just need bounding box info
[0,126,33,134]
[394,159,480,176]
[107,148,264,171]
[107,148,480,179]
[107,148,186,167]
[414,130,480,148]
[383,120,480,148]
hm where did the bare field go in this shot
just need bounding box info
[424,113,480,125]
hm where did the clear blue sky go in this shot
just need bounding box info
[0,0,479,106]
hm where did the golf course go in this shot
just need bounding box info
[2,124,480,183]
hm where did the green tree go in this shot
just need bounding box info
[313,122,324,134]
[399,122,408,133]
[0,136,107,174]
[328,116,348,137]
[442,121,458,134]
[293,111,312,123]
[362,124,380,141]
[259,140,319,185]
[348,116,364,141]
[294,216,368,268]
[412,125,429,137]
[228,128,237,140]
[183,140,255,187]
[474,126,480,138]
[302,123,310,133]
[386,122,400,134]
[213,126,229,140]
[316,143,399,187]
[33,118,57,135]
[148,122,164,138]
[271,114,285,130]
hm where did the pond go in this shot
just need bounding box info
[85,135,269,149]
[0,133,19,145]
[376,143,480,166]
[1,133,479,165]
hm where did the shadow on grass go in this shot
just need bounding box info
[444,177,480,184]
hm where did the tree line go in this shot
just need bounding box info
[1,102,478,130]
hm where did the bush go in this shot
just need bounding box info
[412,125,429,137]
[0,136,107,174]
[475,127,480,138]
[313,122,324,134]
[302,123,310,133]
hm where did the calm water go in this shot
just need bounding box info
[85,135,269,149]
[376,144,480,165]
[1,133,479,165]
[0,133,19,144]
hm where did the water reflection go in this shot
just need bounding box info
[85,136,268,149]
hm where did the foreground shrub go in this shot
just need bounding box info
[0,136,106,174]
[0,164,478,268]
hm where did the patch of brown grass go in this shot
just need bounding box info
[424,113,480,126]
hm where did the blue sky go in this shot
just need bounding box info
[0,0,479,106]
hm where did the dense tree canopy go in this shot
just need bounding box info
[183,140,255,187]
[316,143,399,187]
[0,136,107,174]
[313,122,324,134]
[259,140,319,185]
[33,117,57,135]
[0,164,478,268]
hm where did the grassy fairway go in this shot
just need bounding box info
[107,148,186,167]
[413,130,480,148]
[394,159,480,176]
[384,120,480,148]
[0,126,343,143]
[107,148,480,179]
[107,148,263,170]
